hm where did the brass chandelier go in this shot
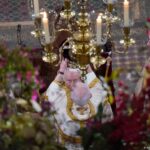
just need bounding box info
[29,0,136,78]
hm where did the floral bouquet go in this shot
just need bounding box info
[0,45,46,112]
[78,64,150,150]
[0,45,66,150]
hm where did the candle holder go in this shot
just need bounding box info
[116,0,136,52]
[120,26,135,51]
[107,3,113,13]
[60,0,75,30]
[102,0,119,24]
[90,45,106,70]
[42,44,58,64]
[78,65,88,81]
[102,1,120,41]
[31,15,42,38]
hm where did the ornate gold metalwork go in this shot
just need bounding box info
[30,0,136,77]
[31,16,42,38]
[60,0,75,30]
[64,85,96,122]
[88,77,99,89]
[107,4,113,13]
[70,0,93,78]
[58,127,82,144]
[90,45,106,70]
[64,0,71,10]
[120,27,135,52]
[42,44,58,64]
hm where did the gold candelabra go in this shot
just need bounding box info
[30,0,136,78]
[69,0,107,78]
[31,10,59,64]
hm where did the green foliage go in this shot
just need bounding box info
[0,45,66,150]
[0,46,41,108]
[0,113,66,150]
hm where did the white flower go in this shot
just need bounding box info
[31,100,42,112]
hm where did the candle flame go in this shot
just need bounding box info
[43,12,47,18]
[97,14,102,21]
[98,13,103,17]
[124,0,129,3]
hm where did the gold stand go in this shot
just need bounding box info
[31,16,42,38]
[60,0,75,30]
[107,4,113,13]
[42,44,58,64]
[120,27,135,52]
[90,45,106,70]
[70,0,92,79]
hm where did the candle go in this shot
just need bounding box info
[33,0,39,15]
[107,0,113,4]
[42,12,50,44]
[124,0,129,27]
[96,14,102,45]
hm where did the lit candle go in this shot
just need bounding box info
[107,0,113,4]
[96,14,102,45]
[124,0,129,27]
[33,0,40,15]
[42,12,50,44]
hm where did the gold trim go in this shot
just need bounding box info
[51,112,82,144]
[43,94,49,101]
[88,78,99,88]
[53,80,64,87]
[58,127,82,144]
[49,79,97,144]
[53,79,97,123]
[63,85,96,122]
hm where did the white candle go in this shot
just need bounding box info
[96,14,102,45]
[33,0,39,15]
[42,12,50,44]
[108,0,113,4]
[124,0,129,27]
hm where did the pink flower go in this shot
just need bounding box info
[40,81,46,89]
[19,51,29,57]
[26,71,32,82]
[147,41,150,46]
[118,80,125,87]
[34,77,39,84]
[147,30,150,35]
[17,72,22,81]
[0,58,6,68]
[109,128,122,142]
[31,90,39,101]
[145,64,150,73]
[34,68,39,76]
[147,18,150,22]
[122,121,145,143]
